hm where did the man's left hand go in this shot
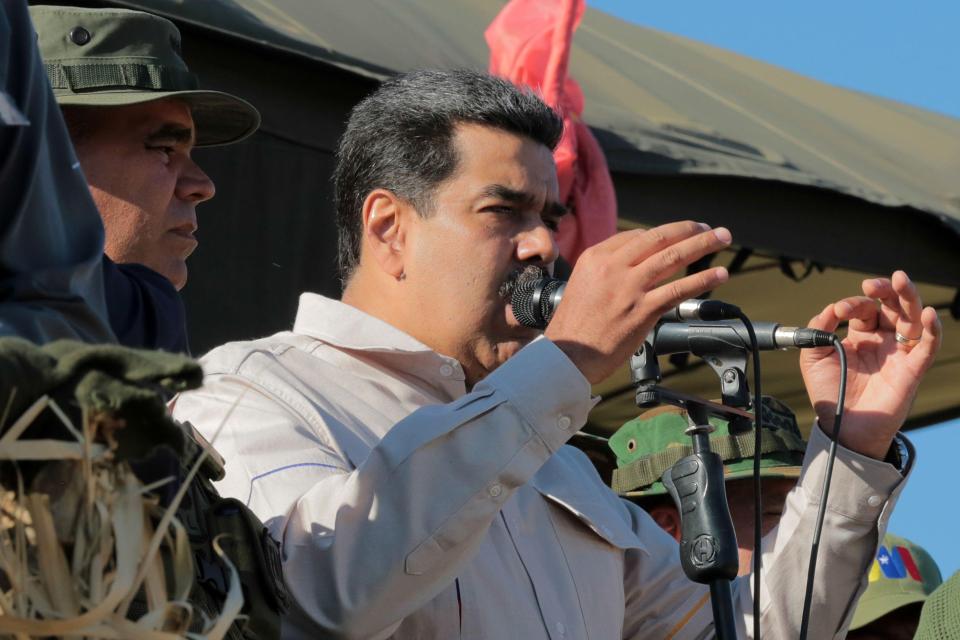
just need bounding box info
[799,270,942,459]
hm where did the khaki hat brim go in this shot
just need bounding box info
[54,88,260,147]
[849,592,928,629]
[622,464,803,498]
[723,465,802,485]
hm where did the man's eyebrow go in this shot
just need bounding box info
[145,123,194,146]
[479,184,569,218]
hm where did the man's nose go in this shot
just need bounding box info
[176,156,216,203]
[516,222,560,265]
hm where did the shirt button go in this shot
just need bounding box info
[439,363,454,377]
[556,622,566,635]
[867,495,883,507]
[488,484,502,498]
[557,414,572,430]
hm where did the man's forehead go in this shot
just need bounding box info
[98,98,196,139]
[137,99,195,131]
[451,125,558,190]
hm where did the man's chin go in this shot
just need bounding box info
[156,259,188,291]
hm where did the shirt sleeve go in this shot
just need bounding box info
[0,1,113,344]
[621,423,909,639]
[172,337,595,640]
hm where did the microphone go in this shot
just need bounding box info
[511,278,565,329]
[652,321,835,355]
[510,277,742,329]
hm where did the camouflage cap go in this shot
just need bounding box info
[851,533,943,630]
[609,396,806,497]
[914,569,960,640]
[29,6,260,146]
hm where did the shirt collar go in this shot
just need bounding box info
[292,293,466,385]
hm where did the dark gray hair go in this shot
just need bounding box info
[333,68,564,282]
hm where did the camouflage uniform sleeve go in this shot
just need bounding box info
[0,0,114,344]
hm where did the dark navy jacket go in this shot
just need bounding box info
[102,256,189,354]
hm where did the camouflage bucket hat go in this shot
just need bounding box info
[609,396,806,496]
[30,6,260,146]
[850,533,943,630]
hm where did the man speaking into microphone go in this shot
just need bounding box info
[172,69,941,638]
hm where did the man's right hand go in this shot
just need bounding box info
[544,221,732,384]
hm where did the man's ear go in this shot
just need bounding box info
[361,188,407,280]
[647,505,682,543]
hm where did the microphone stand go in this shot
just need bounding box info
[631,339,755,639]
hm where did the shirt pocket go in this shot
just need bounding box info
[531,448,646,551]
[381,386,505,473]
[532,450,647,637]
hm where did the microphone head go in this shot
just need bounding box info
[538,279,564,324]
[511,279,543,328]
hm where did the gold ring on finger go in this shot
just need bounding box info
[895,332,922,347]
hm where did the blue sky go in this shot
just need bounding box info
[586,0,960,578]
[587,1,960,118]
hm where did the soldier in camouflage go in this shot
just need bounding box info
[609,396,807,575]
[610,398,943,639]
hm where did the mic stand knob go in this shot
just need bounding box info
[661,402,740,639]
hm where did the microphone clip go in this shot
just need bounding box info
[635,324,753,418]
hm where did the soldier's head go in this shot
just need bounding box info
[30,6,259,289]
[610,396,806,575]
[848,534,942,640]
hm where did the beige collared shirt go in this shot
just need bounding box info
[173,293,907,639]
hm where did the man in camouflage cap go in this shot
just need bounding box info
[847,533,942,639]
[609,396,806,574]
[29,5,260,352]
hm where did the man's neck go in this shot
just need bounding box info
[340,271,397,328]
[342,273,486,388]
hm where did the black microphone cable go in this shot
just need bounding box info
[733,311,763,640]
[798,335,847,640]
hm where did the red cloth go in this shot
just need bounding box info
[486,0,618,264]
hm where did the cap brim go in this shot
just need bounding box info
[54,88,260,147]
[723,465,802,485]
[622,465,802,498]
[849,593,928,629]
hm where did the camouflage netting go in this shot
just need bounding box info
[0,337,244,638]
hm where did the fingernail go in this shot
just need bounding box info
[714,267,729,282]
[837,301,853,315]
[714,227,732,244]
[873,279,885,288]
[698,222,711,231]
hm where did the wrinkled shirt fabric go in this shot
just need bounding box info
[173,293,907,639]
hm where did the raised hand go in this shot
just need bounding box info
[799,271,942,459]
[545,221,731,384]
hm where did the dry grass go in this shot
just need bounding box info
[0,393,242,639]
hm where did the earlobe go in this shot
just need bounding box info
[361,189,406,280]
[648,506,682,543]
